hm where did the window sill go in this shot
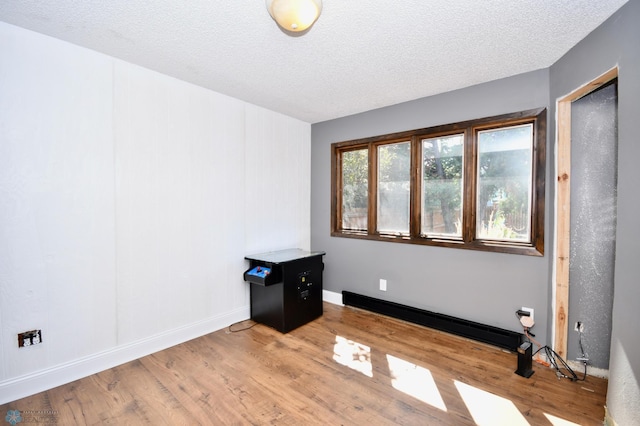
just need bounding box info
[331,230,543,256]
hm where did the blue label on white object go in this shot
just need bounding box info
[248,266,271,278]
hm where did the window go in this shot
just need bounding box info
[476,124,533,243]
[341,148,368,231]
[377,141,411,234]
[331,108,546,256]
[421,134,464,238]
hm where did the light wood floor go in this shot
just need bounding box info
[2,303,607,425]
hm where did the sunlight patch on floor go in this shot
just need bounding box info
[333,335,372,377]
[543,413,581,426]
[454,380,530,426]
[386,354,447,411]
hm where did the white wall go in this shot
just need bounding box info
[0,22,310,403]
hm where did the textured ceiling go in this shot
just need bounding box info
[0,1,629,123]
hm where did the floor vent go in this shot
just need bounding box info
[342,291,523,352]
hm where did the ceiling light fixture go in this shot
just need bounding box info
[266,0,322,33]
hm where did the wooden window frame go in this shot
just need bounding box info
[331,108,546,256]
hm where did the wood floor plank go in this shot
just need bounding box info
[1,303,607,425]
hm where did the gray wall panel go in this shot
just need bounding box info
[311,69,551,343]
[311,1,640,421]
[551,0,640,422]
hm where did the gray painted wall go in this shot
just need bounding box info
[550,0,640,423]
[311,69,551,344]
[568,82,617,370]
[312,0,640,422]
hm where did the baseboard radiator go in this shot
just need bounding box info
[342,291,523,352]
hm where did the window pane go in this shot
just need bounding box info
[476,124,533,242]
[421,134,464,238]
[342,149,368,230]
[377,142,410,234]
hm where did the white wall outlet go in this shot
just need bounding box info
[521,307,534,322]
[574,321,585,332]
[379,279,387,291]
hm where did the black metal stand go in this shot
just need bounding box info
[515,341,534,378]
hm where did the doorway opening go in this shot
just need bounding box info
[554,68,618,369]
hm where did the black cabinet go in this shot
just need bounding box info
[244,249,325,333]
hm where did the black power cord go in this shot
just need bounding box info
[531,345,587,381]
[227,320,258,333]
[517,309,588,382]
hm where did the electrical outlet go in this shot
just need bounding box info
[574,321,584,332]
[379,279,387,291]
[18,330,42,347]
[521,307,534,322]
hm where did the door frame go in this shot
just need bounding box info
[553,67,618,359]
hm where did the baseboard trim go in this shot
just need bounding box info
[566,360,609,379]
[604,406,617,426]
[323,289,343,306]
[0,305,250,405]
[342,291,523,352]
